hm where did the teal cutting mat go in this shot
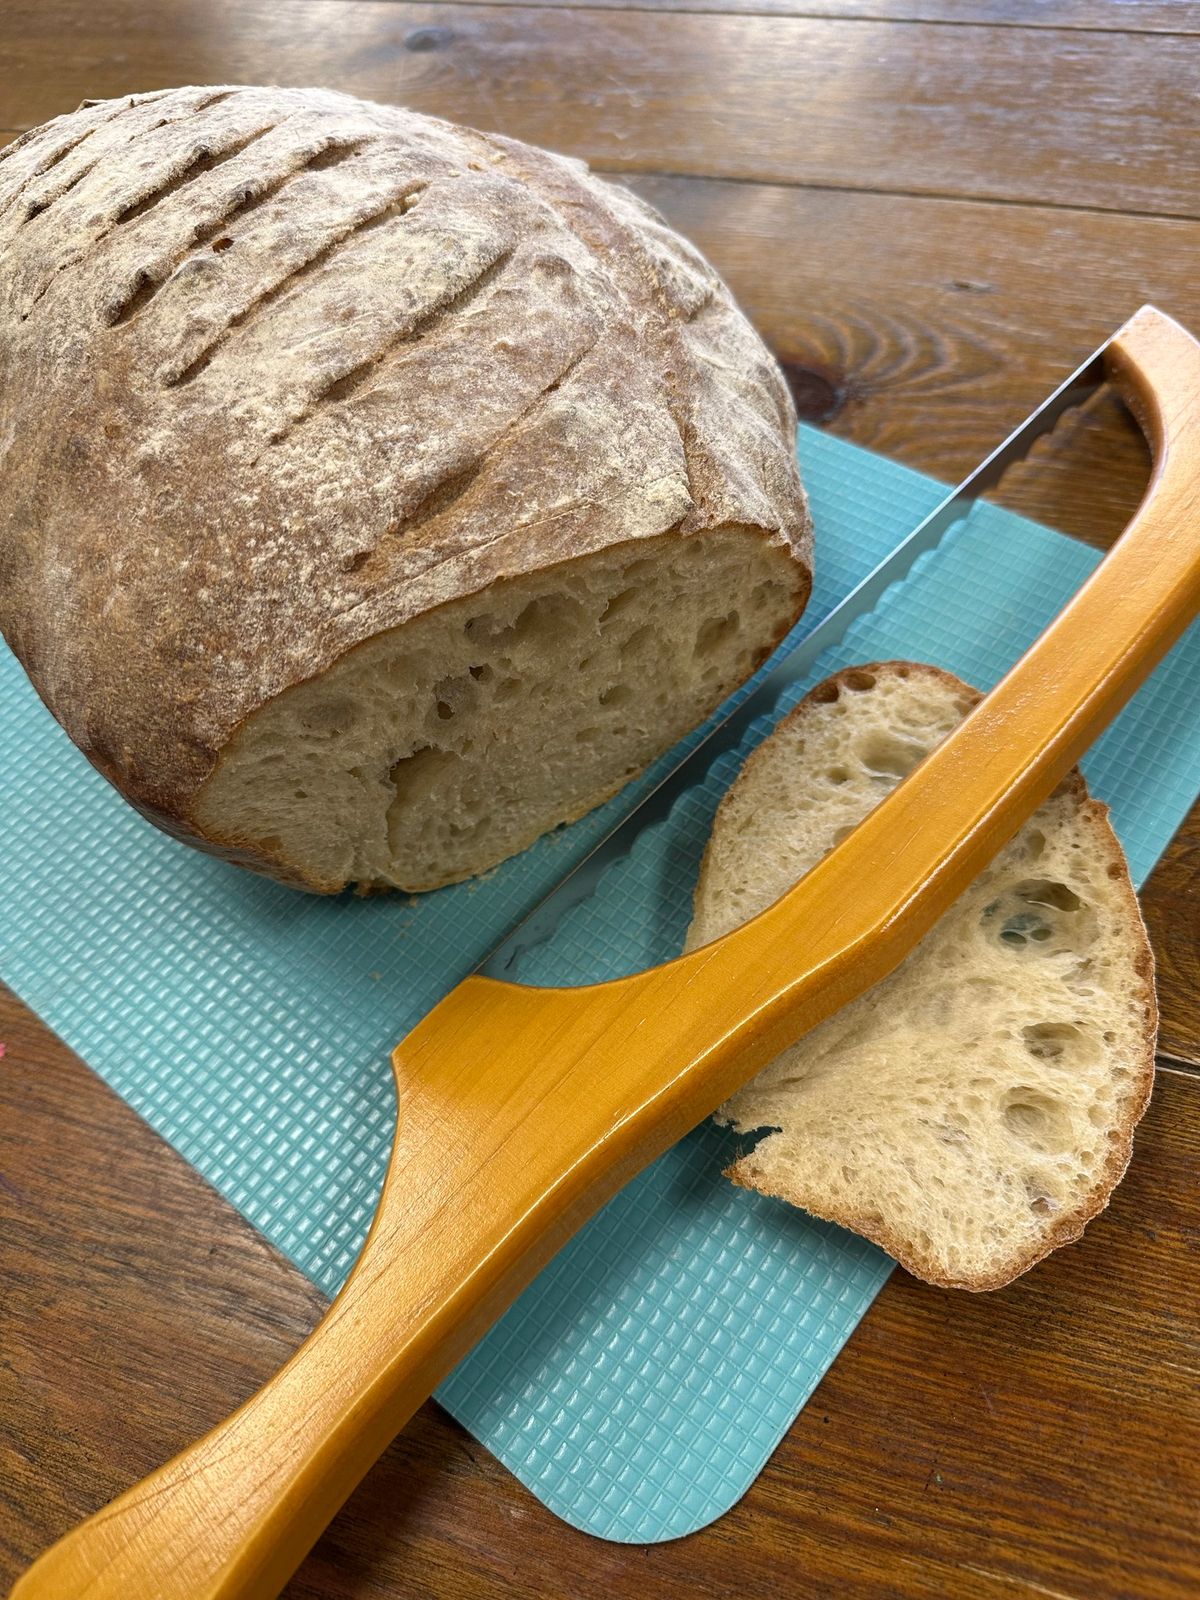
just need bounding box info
[3,426,1199,1543]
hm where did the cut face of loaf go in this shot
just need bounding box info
[685,662,1157,1291]
[0,87,812,892]
[197,528,799,892]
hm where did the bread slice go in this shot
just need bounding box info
[685,661,1157,1290]
[0,87,810,893]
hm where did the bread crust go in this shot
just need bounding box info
[703,662,1157,1291]
[0,87,811,884]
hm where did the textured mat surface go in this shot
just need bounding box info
[3,427,1198,1541]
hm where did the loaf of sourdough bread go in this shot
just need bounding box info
[686,662,1157,1290]
[0,87,811,891]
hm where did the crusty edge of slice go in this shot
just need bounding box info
[707,661,1158,1292]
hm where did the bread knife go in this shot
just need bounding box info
[15,305,1200,1600]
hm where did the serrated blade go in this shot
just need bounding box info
[480,345,1108,981]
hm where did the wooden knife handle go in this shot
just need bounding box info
[13,307,1200,1600]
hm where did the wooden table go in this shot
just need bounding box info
[3,5,1199,1596]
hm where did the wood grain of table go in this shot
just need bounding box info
[1,4,1198,1597]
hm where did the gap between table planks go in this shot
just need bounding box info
[3,4,1200,216]
[143,0,1187,27]
[412,1,1200,29]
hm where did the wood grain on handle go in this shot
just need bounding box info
[13,306,1200,1600]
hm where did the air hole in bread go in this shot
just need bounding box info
[825,765,850,786]
[751,580,786,611]
[842,669,876,692]
[432,673,476,720]
[981,879,1096,956]
[694,611,740,658]
[857,729,925,781]
[1023,828,1047,863]
[599,684,633,708]
[621,625,654,658]
[1001,1088,1070,1151]
[386,746,461,853]
[1021,879,1084,914]
[464,612,497,643]
[1024,1179,1058,1216]
[1022,1021,1098,1066]
[462,594,583,656]
[510,594,579,650]
[600,587,637,625]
